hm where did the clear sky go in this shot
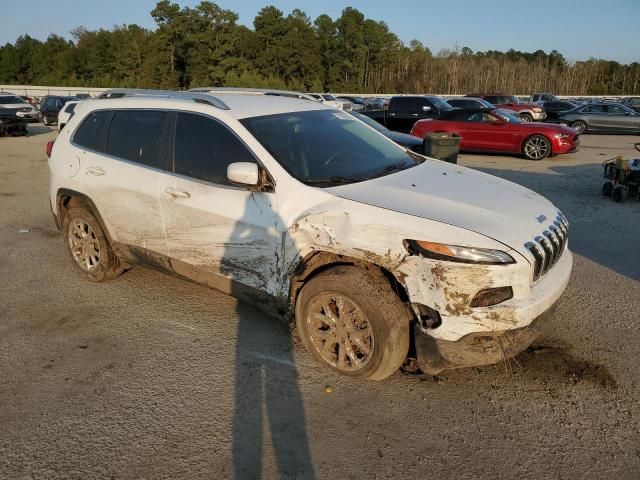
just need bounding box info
[1,0,638,64]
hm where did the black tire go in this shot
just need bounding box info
[520,113,533,122]
[42,114,49,126]
[602,181,613,197]
[571,121,587,134]
[62,206,125,282]
[523,134,551,160]
[295,266,410,381]
[612,186,625,203]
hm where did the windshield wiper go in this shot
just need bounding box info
[303,176,362,185]
[364,161,415,180]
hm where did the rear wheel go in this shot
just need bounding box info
[63,206,125,282]
[571,121,587,134]
[295,266,410,381]
[42,114,50,126]
[612,186,625,203]
[523,135,551,160]
[520,113,533,122]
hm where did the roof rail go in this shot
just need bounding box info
[97,88,230,110]
[188,87,318,102]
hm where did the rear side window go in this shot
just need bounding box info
[391,97,426,112]
[64,103,77,113]
[173,113,255,185]
[73,110,111,152]
[106,110,168,169]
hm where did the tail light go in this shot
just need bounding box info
[46,140,54,158]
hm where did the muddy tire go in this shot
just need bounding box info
[62,206,125,282]
[295,266,410,381]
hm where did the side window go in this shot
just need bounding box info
[73,110,111,152]
[391,97,419,112]
[173,112,256,185]
[606,105,625,114]
[64,103,76,113]
[106,110,168,169]
[484,96,500,104]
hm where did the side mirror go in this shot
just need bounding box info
[422,105,432,112]
[227,162,259,187]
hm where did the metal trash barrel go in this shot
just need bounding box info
[423,132,461,164]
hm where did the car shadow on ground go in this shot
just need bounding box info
[27,124,55,136]
[472,162,640,282]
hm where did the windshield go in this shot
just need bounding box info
[0,95,26,105]
[428,96,452,109]
[241,109,422,186]
[322,94,337,101]
[506,96,519,104]
[494,109,523,123]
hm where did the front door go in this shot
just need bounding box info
[158,111,281,298]
[462,112,515,151]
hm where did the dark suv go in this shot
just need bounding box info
[40,96,77,126]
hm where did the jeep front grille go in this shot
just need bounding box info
[525,212,569,281]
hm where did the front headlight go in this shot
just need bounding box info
[553,133,571,139]
[404,240,515,265]
[533,107,542,112]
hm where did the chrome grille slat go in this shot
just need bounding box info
[525,211,569,282]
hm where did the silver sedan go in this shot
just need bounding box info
[559,103,640,134]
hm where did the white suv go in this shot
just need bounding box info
[48,89,572,380]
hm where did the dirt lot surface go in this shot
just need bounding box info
[1,125,639,479]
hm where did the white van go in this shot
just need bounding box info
[47,89,572,380]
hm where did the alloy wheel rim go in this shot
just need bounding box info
[307,293,374,372]
[525,137,549,159]
[67,220,100,271]
[574,122,586,133]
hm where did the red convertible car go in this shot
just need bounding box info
[410,108,579,160]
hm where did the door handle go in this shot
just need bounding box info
[164,187,191,199]
[86,166,105,176]
[410,113,418,117]
[389,112,396,116]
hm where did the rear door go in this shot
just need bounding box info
[582,105,608,130]
[78,109,169,257]
[158,111,280,296]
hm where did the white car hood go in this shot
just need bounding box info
[326,160,562,258]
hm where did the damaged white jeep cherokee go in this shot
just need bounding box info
[48,89,572,380]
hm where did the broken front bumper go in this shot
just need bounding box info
[415,304,556,374]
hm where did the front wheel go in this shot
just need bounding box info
[295,266,410,381]
[523,135,551,160]
[571,121,587,134]
[612,186,625,203]
[602,181,613,197]
[520,113,533,122]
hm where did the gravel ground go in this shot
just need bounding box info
[1,125,639,480]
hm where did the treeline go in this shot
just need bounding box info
[1,1,639,95]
